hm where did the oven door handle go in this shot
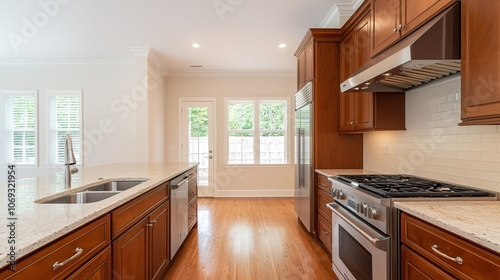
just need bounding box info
[327,202,389,251]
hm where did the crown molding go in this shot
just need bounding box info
[0,60,135,67]
[320,0,364,28]
[167,70,296,78]
[128,46,168,77]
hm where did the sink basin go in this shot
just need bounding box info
[85,180,145,192]
[41,191,120,204]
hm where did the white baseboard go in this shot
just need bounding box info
[214,189,294,198]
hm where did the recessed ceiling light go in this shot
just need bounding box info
[190,65,203,68]
[278,43,287,48]
[192,43,200,48]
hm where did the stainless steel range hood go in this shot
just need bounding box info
[340,3,461,93]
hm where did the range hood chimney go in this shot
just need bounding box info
[341,3,461,93]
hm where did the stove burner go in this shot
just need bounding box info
[337,174,490,198]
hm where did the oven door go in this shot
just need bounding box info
[327,202,390,280]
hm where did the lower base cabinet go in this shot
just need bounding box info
[401,213,500,279]
[112,201,169,280]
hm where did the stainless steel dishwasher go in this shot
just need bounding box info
[170,172,189,259]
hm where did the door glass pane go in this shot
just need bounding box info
[339,225,372,280]
[188,107,209,186]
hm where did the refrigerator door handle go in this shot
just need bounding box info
[297,128,304,188]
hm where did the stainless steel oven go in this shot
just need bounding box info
[328,202,389,280]
[327,174,497,280]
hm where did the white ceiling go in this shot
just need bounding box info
[0,0,357,75]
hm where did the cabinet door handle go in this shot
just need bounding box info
[147,220,157,227]
[53,247,83,270]
[431,245,463,265]
[321,230,329,236]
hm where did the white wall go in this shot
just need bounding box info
[164,75,296,197]
[0,64,142,177]
[364,76,500,193]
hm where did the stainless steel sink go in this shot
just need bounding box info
[84,180,145,192]
[41,191,120,204]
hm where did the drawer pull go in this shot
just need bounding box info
[147,220,157,227]
[53,247,83,270]
[321,230,329,236]
[431,245,463,265]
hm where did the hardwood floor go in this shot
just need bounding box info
[164,197,337,280]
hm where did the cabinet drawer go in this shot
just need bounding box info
[0,215,110,279]
[318,189,333,221]
[188,182,197,206]
[188,203,197,230]
[188,167,197,182]
[401,245,454,280]
[318,214,332,254]
[317,175,332,193]
[112,184,168,239]
[401,213,500,279]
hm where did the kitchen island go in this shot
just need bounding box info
[0,162,197,271]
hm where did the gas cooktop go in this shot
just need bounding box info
[336,174,491,198]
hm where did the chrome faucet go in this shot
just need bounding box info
[64,133,78,188]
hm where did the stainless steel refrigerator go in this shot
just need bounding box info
[294,81,314,233]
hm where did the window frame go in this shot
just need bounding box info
[0,90,39,166]
[224,97,291,166]
[47,90,83,166]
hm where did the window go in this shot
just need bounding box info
[48,90,82,165]
[226,99,289,164]
[1,90,38,165]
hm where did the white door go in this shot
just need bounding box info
[180,100,216,197]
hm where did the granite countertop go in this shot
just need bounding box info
[0,162,198,268]
[394,201,500,255]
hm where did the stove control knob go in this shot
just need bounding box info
[367,207,378,219]
[336,190,345,200]
[362,203,368,215]
[329,188,336,197]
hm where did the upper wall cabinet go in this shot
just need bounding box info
[460,0,500,125]
[340,3,405,133]
[372,0,456,56]
[297,41,314,90]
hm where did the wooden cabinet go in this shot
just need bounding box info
[341,92,405,133]
[460,0,500,125]
[187,167,198,231]
[0,215,111,279]
[400,213,500,279]
[297,41,314,89]
[372,0,456,56]
[316,174,333,254]
[111,183,170,280]
[340,4,405,133]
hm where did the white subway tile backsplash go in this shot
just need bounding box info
[468,143,497,152]
[468,125,498,134]
[364,77,500,193]
[457,134,482,143]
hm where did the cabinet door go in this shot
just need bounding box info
[150,202,170,280]
[354,10,371,69]
[67,246,112,280]
[340,92,354,132]
[297,52,306,89]
[372,0,401,55]
[304,41,314,82]
[401,245,455,280]
[353,92,374,130]
[401,0,453,36]
[340,35,353,82]
[461,0,500,124]
[112,217,149,280]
